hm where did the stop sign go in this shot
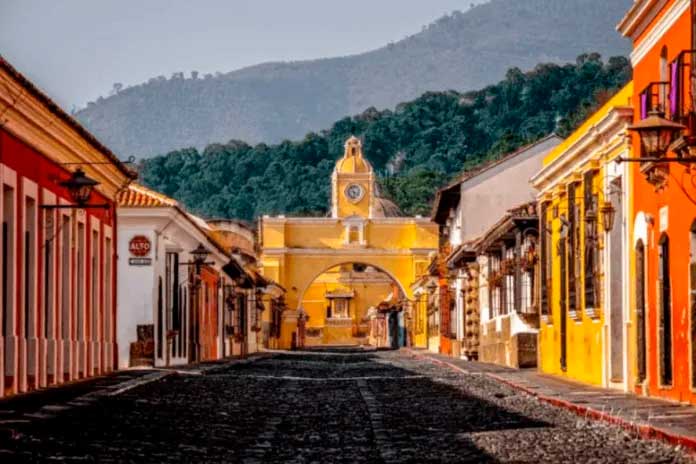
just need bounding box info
[129,235,151,257]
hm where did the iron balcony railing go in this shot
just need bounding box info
[667,50,696,133]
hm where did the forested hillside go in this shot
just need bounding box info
[78,0,630,157]
[139,55,631,221]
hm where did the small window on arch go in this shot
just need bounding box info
[349,226,360,243]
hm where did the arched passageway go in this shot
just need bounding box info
[296,262,407,348]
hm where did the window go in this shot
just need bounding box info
[43,210,54,340]
[691,224,696,388]
[488,254,502,318]
[331,298,349,318]
[3,185,15,376]
[449,288,456,338]
[558,230,568,371]
[60,214,70,378]
[166,252,179,358]
[659,235,672,385]
[76,222,85,375]
[520,234,536,313]
[567,183,581,313]
[636,240,647,384]
[583,170,599,310]
[540,203,551,317]
[60,218,70,336]
[503,247,515,315]
[157,277,163,359]
[104,236,112,360]
[349,226,359,244]
[91,230,99,364]
[24,196,36,343]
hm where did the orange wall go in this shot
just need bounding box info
[631,4,696,403]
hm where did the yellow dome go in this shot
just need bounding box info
[336,136,372,174]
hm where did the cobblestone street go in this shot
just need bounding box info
[0,350,694,463]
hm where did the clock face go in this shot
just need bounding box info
[344,184,364,202]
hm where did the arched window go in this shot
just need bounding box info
[635,240,647,383]
[659,234,672,386]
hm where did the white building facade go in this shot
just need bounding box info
[432,135,561,360]
[116,184,260,368]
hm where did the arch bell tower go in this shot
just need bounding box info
[331,136,375,219]
[259,135,439,349]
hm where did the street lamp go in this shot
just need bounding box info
[190,243,211,266]
[600,201,617,233]
[61,168,98,205]
[627,110,685,158]
[41,168,110,210]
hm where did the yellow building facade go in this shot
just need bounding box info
[531,84,634,388]
[260,137,438,348]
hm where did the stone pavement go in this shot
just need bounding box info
[0,349,693,462]
[409,348,696,451]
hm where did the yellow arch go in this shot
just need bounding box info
[296,260,408,311]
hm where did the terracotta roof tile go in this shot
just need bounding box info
[117,184,178,207]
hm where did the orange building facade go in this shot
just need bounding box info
[619,0,696,403]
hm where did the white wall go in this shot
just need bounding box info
[459,137,560,242]
[116,227,157,369]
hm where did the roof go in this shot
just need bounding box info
[335,136,372,174]
[431,134,561,223]
[475,201,538,253]
[373,197,404,218]
[445,239,480,268]
[542,83,634,167]
[117,183,179,208]
[0,55,136,180]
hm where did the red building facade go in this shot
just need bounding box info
[0,57,134,397]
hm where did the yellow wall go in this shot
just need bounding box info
[261,222,437,348]
[336,176,373,218]
[539,193,605,386]
[537,83,633,387]
[262,219,438,251]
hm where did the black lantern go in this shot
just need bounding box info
[60,168,99,205]
[600,201,616,233]
[190,243,211,265]
[628,110,685,158]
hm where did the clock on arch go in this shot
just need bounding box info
[344,183,365,203]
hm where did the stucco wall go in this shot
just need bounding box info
[117,227,157,369]
[458,137,561,242]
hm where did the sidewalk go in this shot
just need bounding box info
[407,348,696,451]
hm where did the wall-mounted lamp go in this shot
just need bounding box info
[627,110,685,159]
[600,201,616,233]
[41,168,110,209]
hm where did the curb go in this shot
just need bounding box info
[406,349,696,453]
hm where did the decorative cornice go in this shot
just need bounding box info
[625,0,689,66]
[531,107,633,192]
[0,59,135,199]
[262,247,436,256]
[261,216,434,225]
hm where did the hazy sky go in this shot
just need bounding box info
[0,1,485,110]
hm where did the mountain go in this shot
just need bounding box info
[138,54,631,221]
[76,0,631,158]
